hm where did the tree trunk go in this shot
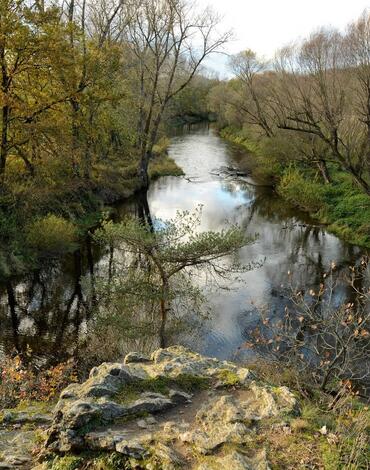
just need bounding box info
[70,99,81,177]
[6,281,20,352]
[348,166,370,196]
[139,150,151,190]
[316,159,331,184]
[137,190,153,230]
[159,279,169,348]
[0,105,8,179]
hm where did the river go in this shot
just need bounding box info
[0,123,368,364]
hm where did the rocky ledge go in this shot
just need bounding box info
[1,346,300,469]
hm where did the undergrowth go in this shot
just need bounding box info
[220,126,370,249]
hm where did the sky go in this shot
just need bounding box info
[198,0,370,77]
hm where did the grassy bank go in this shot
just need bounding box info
[220,126,370,249]
[0,150,183,280]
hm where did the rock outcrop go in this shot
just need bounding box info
[40,346,299,469]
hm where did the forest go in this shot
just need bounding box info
[0,0,223,277]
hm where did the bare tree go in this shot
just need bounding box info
[123,0,230,188]
[229,50,274,137]
[344,10,370,180]
[271,27,370,194]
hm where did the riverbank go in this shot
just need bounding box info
[219,126,370,250]
[1,346,368,469]
[0,151,183,280]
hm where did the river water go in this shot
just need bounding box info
[0,124,367,363]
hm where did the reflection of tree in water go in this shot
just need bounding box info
[0,242,99,365]
[0,188,159,364]
[0,167,368,366]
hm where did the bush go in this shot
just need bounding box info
[152,136,170,156]
[26,214,78,256]
[277,168,325,213]
[149,155,184,179]
[0,353,77,408]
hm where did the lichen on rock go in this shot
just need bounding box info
[39,346,299,469]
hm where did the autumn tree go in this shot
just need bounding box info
[0,1,74,180]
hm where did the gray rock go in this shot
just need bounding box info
[137,419,148,429]
[60,383,80,400]
[85,430,129,451]
[115,438,151,459]
[146,416,157,425]
[58,430,85,452]
[43,345,298,469]
[168,389,192,404]
[151,443,185,469]
[1,408,52,425]
[124,352,151,364]
[126,396,173,415]
[58,398,127,430]
[196,450,270,470]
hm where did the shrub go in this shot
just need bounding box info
[149,155,184,178]
[277,168,325,213]
[0,353,78,408]
[26,214,78,256]
[152,136,170,156]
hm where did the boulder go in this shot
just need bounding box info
[43,346,299,469]
[124,352,151,364]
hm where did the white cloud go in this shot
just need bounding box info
[197,0,369,76]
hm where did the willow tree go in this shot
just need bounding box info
[94,208,256,348]
[123,0,230,189]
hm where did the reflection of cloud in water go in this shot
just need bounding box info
[147,125,366,360]
[0,124,366,363]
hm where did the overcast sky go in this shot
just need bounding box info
[198,0,370,77]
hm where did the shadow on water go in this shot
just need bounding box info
[0,123,368,363]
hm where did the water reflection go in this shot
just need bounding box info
[0,124,368,363]
[146,125,367,359]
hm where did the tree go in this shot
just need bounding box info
[229,50,274,137]
[123,0,230,188]
[94,207,257,347]
[0,0,74,180]
[272,28,370,194]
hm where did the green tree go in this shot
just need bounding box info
[94,207,257,348]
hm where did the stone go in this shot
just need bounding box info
[42,345,299,469]
[168,389,192,404]
[3,455,32,465]
[57,430,84,452]
[240,383,298,420]
[124,352,151,364]
[59,398,127,429]
[146,416,157,425]
[85,430,129,451]
[2,411,52,425]
[126,396,174,415]
[115,436,152,459]
[150,443,185,469]
[60,383,80,400]
[196,450,270,470]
